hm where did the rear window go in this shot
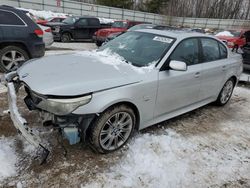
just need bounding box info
[0,9,25,26]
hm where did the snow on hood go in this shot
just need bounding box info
[215,31,234,37]
[0,137,18,182]
[18,50,155,96]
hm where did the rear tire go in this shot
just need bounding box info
[88,105,136,153]
[0,46,29,72]
[95,41,103,47]
[215,78,235,106]
[61,33,71,43]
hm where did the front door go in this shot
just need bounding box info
[155,38,202,118]
[74,18,89,39]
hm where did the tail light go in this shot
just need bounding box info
[45,28,51,33]
[34,29,43,37]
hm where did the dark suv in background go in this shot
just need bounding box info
[0,5,45,72]
[50,16,106,42]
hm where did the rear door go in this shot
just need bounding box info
[155,38,203,118]
[199,38,228,100]
[74,18,89,39]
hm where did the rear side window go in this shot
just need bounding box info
[0,10,25,26]
[219,43,228,59]
[201,38,220,62]
[170,38,199,66]
[88,18,99,26]
[76,18,88,26]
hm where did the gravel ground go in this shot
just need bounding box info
[0,42,250,188]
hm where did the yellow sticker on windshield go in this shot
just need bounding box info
[153,36,173,43]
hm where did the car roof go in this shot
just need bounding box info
[136,29,211,40]
[70,15,98,19]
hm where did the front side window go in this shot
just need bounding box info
[169,38,199,66]
[99,31,174,67]
[201,38,220,62]
[0,10,25,25]
[111,21,128,28]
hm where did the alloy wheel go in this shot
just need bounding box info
[1,50,26,71]
[99,112,133,151]
[220,80,234,104]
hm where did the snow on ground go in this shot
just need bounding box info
[215,31,234,37]
[0,137,18,181]
[83,87,250,188]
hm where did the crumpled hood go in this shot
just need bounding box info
[17,51,145,96]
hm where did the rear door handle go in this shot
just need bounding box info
[194,72,200,78]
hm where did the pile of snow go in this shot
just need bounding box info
[0,137,18,181]
[83,86,250,188]
[18,8,68,20]
[215,31,234,37]
[98,17,115,24]
[17,7,115,24]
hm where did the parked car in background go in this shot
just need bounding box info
[50,16,106,42]
[94,20,149,46]
[0,5,45,72]
[37,17,66,26]
[38,24,54,48]
[215,30,248,50]
[3,30,242,158]
[242,44,250,71]
[105,24,156,43]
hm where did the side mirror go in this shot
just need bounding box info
[169,60,187,71]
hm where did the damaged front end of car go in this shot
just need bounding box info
[2,71,95,164]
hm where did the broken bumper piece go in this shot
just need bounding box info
[6,77,50,164]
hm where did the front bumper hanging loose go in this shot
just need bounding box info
[3,72,50,164]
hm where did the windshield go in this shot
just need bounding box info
[229,31,241,37]
[128,24,155,31]
[63,17,77,24]
[112,21,128,28]
[99,31,174,67]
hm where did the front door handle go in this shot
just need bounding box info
[194,72,200,78]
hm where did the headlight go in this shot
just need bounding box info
[37,95,92,115]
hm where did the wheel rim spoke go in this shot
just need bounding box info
[2,55,12,62]
[5,61,15,70]
[101,134,112,145]
[106,136,114,148]
[118,132,126,142]
[11,51,16,59]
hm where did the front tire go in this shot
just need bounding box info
[61,33,71,42]
[88,105,136,153]
[0,46,29,72]
[216,78,235,106]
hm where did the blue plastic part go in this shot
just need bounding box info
[63,127,80,145]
